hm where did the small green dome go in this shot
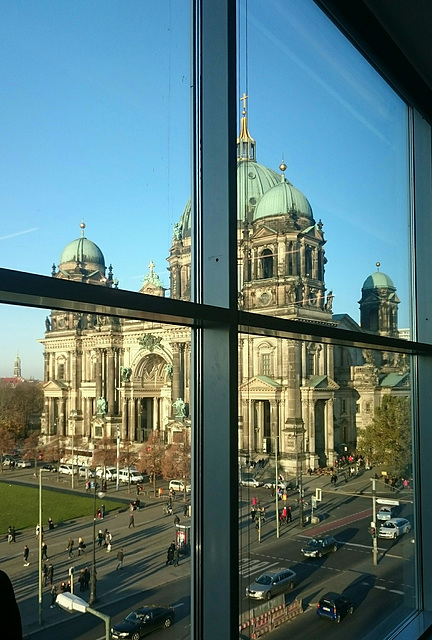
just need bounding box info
[60,236,105,268]
[254,177,313,222]
[362,271,395,290]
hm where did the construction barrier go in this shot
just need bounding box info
[239,599,303,638]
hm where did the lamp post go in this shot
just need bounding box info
[89,482,105,605]
[116,426,120,492]
[70,410,78,489]
[38,468,51,625]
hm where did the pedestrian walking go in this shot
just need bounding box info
[97,529,104,547]
[84,567,90,590]
[7,526,14,543]
[50,584,57,608]
[183,503,188,517]
[105,531,112,552]
[128,511,135,528]
[48,517,54,530]
[66,537,74,559]
[23,545,30,566]
[78,569,85,592]
[116,548,124,570]
[48,564,54,586]
[42,563,48,587]
[174,514,180,525]
[166,542,175,565]
[173,546,180,567]
[103,528,109,547]
[100,504,105,518]
[78,537,86,556]
[41,541,48,560]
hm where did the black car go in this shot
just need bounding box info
[111,605,175,639]
[42,463,57,472]
[301,536,338,558]
[317,592,354,623]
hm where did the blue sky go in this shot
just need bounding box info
[0,0,409,378]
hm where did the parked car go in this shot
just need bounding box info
[377,505,399,521]
[169,479,191,492]
[58,464,74,475]
[15,459,31,468]
[317,592,354,623]
[110,604,175,639]
[1,456,17,467]
[118,469,144,484]
[301,536,338,558]
[378,517,411,539]
[42,463,57,472]
[245,567,296,600]
[263,480,294,491]
[79,466,96,478]
[96,466,117,481]
[239,476,263,488]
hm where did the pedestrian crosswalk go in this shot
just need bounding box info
[239,557,280,576]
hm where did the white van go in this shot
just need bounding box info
[118,469,144,484]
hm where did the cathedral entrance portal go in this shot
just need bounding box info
[140,398,153,442]
[253,400,271,453]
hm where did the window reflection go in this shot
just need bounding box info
[239,340,414,638]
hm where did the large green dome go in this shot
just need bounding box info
[254,176,314,222]
[60,236,105,267]
[362,271,395,290]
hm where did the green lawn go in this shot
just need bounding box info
[0,482,122,535]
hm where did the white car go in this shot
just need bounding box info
[96,467,117,481]
[15,459,31,468]
[79,466,96,478]
[378,518,411,539]
[59,464,74,475]
[240,477,263,488]
[118,469,144,484]
[169,479,191,493]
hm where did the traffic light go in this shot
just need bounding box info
[370,527,376,539]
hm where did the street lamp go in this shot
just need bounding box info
[89,482,105,605]
[116,426,120,492]
[56,592,110,640]
[70,410,78,489]
[38,467,52,625]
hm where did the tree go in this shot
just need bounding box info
[118,441,139,494]
[0,381,43,438]
[138,431,166,497]
[161,435,191,500]
[357,395,411,476]
[0,428,15,473]
[23,432,41,470]
[43,435,66,482]
[92,436,116,477]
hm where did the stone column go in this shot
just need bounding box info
[326,398,335,465]
[59,399,66,436]
[95,350,102,400]
[277,238,285,276]
[107,348,115,415]
[122,397,128,440]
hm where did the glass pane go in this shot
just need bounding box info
[0,305,191,638]
[0,3,190,300]
[237,0,410,340]
[238,336,414,638]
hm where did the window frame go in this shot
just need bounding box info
[1,1,432,639]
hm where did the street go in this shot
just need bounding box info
[0,465,415,640]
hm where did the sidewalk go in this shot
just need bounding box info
[0,494,191,638]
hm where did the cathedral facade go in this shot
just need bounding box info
[40,111,409,473]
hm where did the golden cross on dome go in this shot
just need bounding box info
[240,93,248,113]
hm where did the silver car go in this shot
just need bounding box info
[378,517,411,539]
[245,567,296,600]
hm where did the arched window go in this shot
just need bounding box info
[261,249,273,279]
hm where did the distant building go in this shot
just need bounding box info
[40,110,409,473]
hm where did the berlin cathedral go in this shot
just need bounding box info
[40,108,409,474]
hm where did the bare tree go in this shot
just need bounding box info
[138,431,166,497]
